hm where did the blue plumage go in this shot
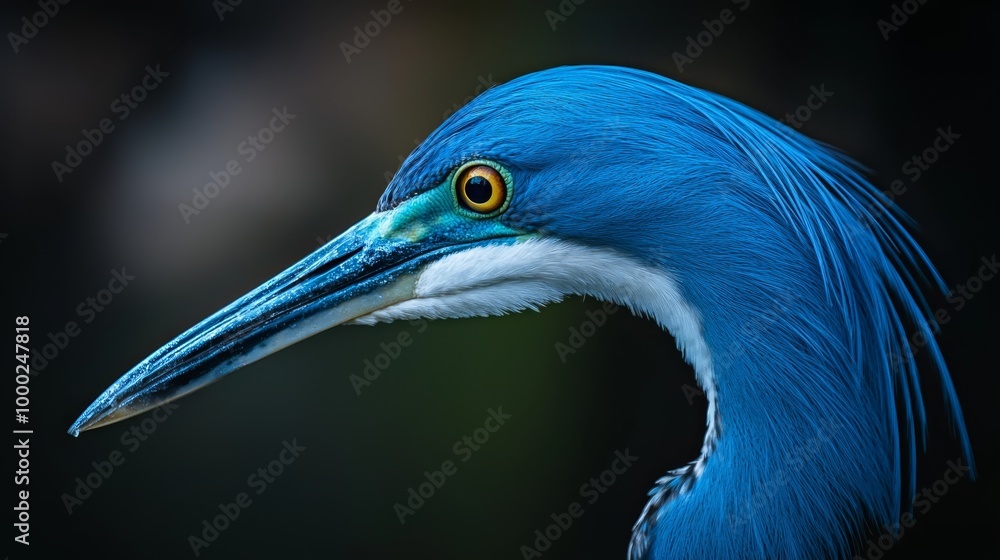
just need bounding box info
[70,65,974,559]
[384,66,974,558]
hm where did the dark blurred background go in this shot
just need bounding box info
[2,0,997,558]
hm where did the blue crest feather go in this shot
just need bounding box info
[382,66,974,559]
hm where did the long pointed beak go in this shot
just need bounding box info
[69,212,436,436]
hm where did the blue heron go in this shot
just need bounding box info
[70,65,973,559]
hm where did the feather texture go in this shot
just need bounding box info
[381,66,974,559]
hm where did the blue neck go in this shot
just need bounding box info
[641,279,896,558]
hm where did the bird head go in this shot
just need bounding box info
[70,65,732,434]
[69,64,973,560]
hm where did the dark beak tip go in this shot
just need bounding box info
[68,399,117,437]
[67,216,419,437]
[68,413,93,437]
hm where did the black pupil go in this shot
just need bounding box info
[465,176,493,204]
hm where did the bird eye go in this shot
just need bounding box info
[454,163,508,215]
